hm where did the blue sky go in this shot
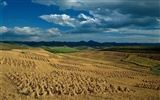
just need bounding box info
[0,0,160,42]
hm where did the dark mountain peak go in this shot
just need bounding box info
[1,41,160,47]
[88,40,97,43]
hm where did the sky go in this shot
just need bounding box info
[0,0,160,43]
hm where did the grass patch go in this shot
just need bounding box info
[150,67,160,72]
[123,55,160,68]
[45,46,81,53]
[0,42,29,50]
[73,46,94,50]
[101,46,160,53]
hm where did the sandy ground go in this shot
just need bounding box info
[0,49,160,100]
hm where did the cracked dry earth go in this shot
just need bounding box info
[0,49,160,100]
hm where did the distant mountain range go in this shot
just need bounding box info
[1,40,160,47]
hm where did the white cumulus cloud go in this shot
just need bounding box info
[0,26,61,41]
[13,27,41,35]
[33,0,159,28]
[39,13,100,29]
[0,26,9,34]
[78,13,100,25]
[39,14,76,27]
[46,28,61,36]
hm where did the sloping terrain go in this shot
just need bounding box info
[0,42,29,50]
[0,49,160,100]
[124,55,160,68]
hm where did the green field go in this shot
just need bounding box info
[45,47,81,53]
[73,46,94,50]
